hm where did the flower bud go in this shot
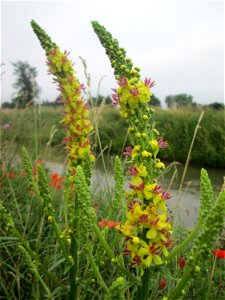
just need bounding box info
[178,257,186,269]
[159,279,167,290]
[194,265,201,272]
[135,132,141,138]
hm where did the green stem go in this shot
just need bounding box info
[141,268,151,300]
[86,246,109,293]
[95,123,111,196]
[51,220,69,260]
[31,262,54,300]
[13,227,65,288]
[69,235,78,300]
[168,270,192,300]
[178,111,204,193]
[166,221,201,261]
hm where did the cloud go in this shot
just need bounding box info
[1,0,224,105]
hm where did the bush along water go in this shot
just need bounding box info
[0,20,225,300]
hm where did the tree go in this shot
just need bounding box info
[11,61,41,108]
[165,94,193,108]
[207,102,225,110]
[150,94,161,107]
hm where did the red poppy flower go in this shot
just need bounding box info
[99,219,106,228]
[50,173,65,188]
[213,248,225,259]
[7,172,15,179]
[98,219,120,229]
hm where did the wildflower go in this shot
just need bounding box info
[2,123,11,130]
[107,220,121,228]
[99,219,106,228]
[178,256,186,269]
[144,77,155,88]
[98,219,120,229]
[158,138,168,149]
[50,173,65,189]
[213,248,225,259]
[92,20,172,273]
[7,172,15,179]
[31,21,94,181]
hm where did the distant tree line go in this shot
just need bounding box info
[1,61,224,110]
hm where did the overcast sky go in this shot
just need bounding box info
[1,0,224,106]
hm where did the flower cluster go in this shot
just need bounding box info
[92,21,172,269]
[47,48,94,171]
[50,173,65,189]
[31,21,94,179]
[99,219,121,229]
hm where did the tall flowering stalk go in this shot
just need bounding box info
[92,21,172,279]
[31,20,94,180]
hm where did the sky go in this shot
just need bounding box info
[1,0,224,106]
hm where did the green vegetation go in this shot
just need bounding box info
[1,106,224,167]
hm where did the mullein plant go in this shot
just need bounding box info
[31,20,94,184]
[91,21,225,299]
[92,21,173,297]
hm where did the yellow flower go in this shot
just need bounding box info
[143,183,157,200]
[138,240,163,267]
[131,145,141,160]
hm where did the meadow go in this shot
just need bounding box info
[1,19,225,300]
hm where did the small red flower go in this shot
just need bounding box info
[178,257,186,269]
[98,219,120,229]
[49,173,65,189]
[56,184,63,189]
[159,279,167,290]
[213,248,225,259]
[7,172,15,179]
[99,219,106,228]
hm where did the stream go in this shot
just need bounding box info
[45,160,225,228]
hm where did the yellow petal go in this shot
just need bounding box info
[153,255,162,265]
[146,228,157,239]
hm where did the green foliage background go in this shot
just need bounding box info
[1,106,225,167]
